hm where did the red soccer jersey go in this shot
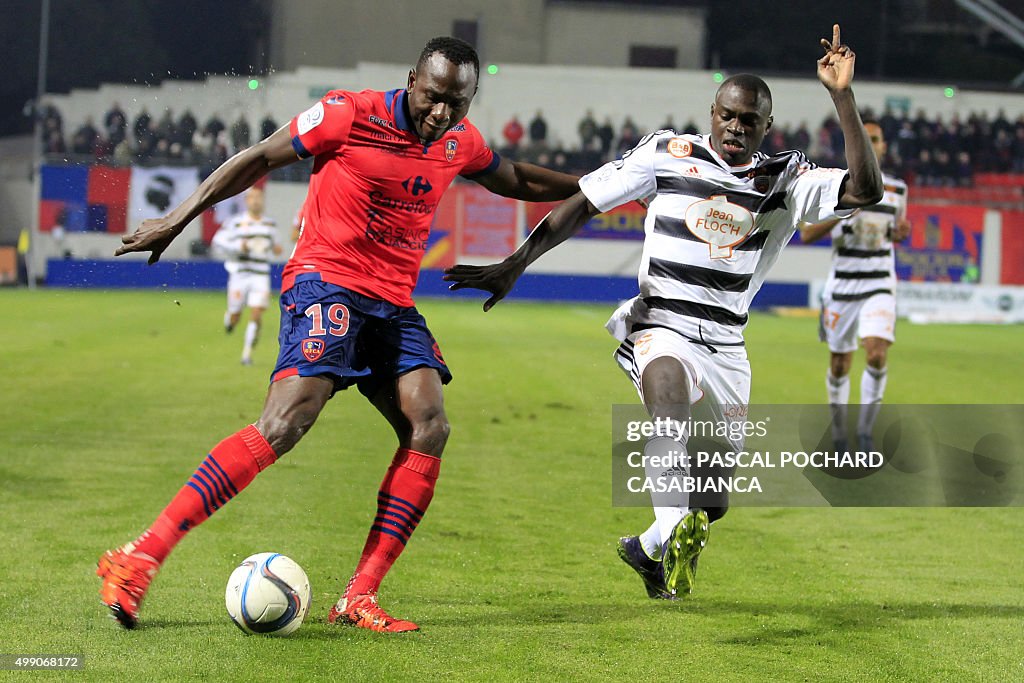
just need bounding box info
[283,88,499,306]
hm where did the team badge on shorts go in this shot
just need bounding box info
[301,338,325,362]
[445,139,458,161]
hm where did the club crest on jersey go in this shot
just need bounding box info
[667,137,692,159]
[301,338,325,362]
[684,195,755,259]
[445,139,458,161]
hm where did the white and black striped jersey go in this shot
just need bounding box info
[212,213,279,276]
[822,172,907,302]
[579,132,852,346]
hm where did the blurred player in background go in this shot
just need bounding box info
[445,25,883,601]
[99,36,580,633]
[211,186,282,365]
[800,120,911,452]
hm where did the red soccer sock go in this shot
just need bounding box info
[132,424,277,564]
[346,448,441,597]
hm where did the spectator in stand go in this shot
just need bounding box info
[204,113,227,144]
[178,110,198,148]
[763,124,787,155]
[792,121,811,151]
[812,118,836,166]
[72,117,99,155]
[992,108,1012,138]
[616,116,640,157]
[133,108,151,142]
[231,114,251,152]
[597,117,615,158]
[155,109,176,144]
[1011,127,1024,173]
[152,138,172,161]
[893,120,917,170]
[914,148,937,186]
[502,115,524,152]
[578,109,598,151]
[41,106,66,155]
[44,128,66,155]
[40,102,63,134]
[528,109,548,147]
[879,105,899,144]
[659,115,676,132]
[953,150,974,186]
[105,102,127,147]
[260,114,278,141]
[113,136,133,166]
[991,129,1014,172]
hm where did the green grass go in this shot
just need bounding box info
[0,288,1022,682]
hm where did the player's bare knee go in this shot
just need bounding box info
[866,349,887,370]
[257,414,311,455]
[830,353,852,377]
[642,356,692,409]
[409,410,450,453]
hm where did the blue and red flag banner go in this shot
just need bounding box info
[896,205,984,282]
[39,165,131,233]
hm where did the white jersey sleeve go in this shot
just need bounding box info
[787,166,854,225]
[578,135,659,213]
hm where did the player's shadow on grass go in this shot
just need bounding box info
[135,618,226,630]
[398,599,1024,636]
[700,600,1024,646]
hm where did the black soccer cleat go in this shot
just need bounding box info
[616,535,675,600]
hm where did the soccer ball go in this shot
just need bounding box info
[225,552,311,636]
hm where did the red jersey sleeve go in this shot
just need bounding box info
[288,90,358,159]
[458,123,501,178]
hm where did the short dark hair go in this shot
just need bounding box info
[718,74,773,111]
[418,36,480,76]
[861,117,881,128]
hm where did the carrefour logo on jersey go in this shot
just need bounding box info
[684,195,755,259]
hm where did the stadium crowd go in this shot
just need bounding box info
[36,100,1024,186]
[38,102,280,176]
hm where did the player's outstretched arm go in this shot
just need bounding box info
[443,191,599,310]
[817,23,883,209]
[800,216,845,244]
[115,127,299,264]
[472,157,580,202]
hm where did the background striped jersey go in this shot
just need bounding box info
[212,212,279,276]
[823,172,908,302]
[579,131,851,346]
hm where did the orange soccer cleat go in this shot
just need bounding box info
[328,593,419,633]
[96,544,160,629]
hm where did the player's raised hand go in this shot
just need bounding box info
[114,216,184,265]
[443,259,525,311]
[817,23,855,92]
[893,217,912,242]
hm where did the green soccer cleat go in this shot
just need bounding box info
[662,509,710,596]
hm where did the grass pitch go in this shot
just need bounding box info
[1,288,1022,682]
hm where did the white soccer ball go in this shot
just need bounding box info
[225,552,311,636]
